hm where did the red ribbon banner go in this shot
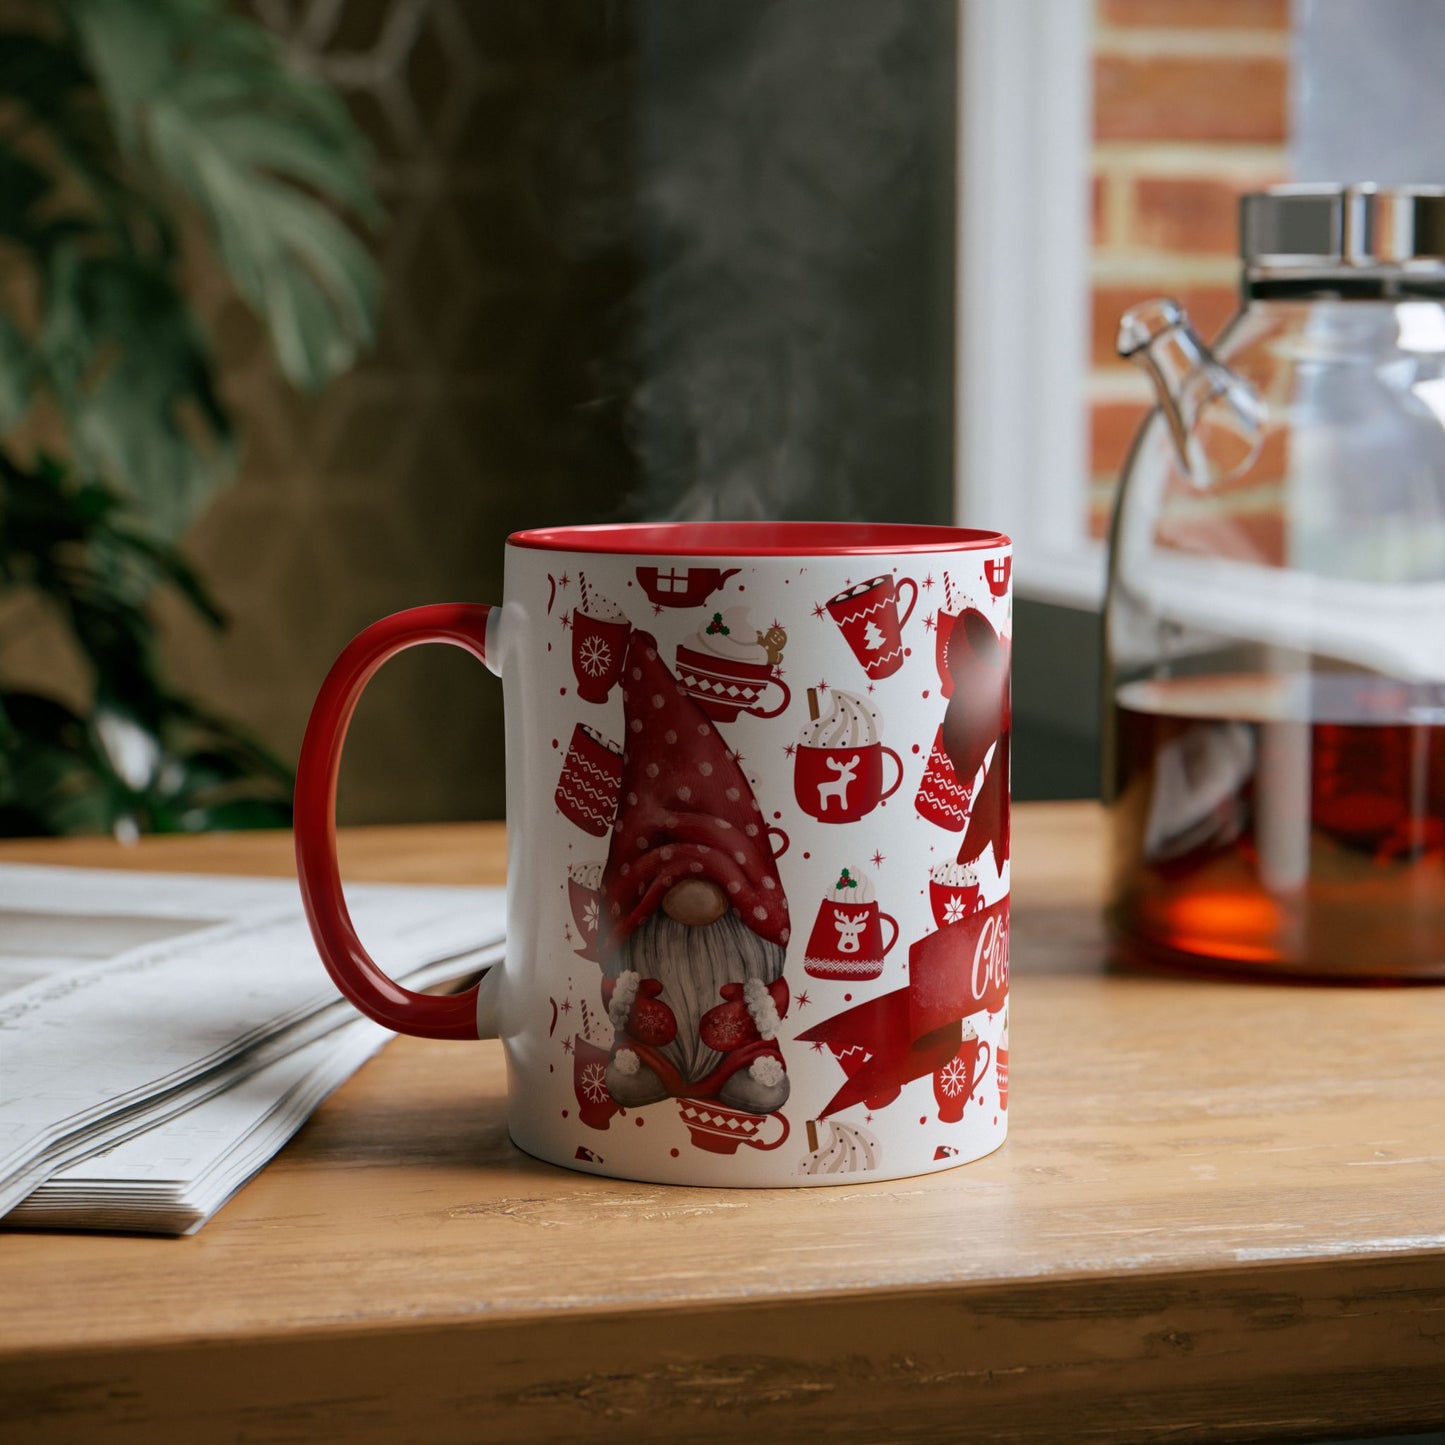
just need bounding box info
[797,897,1009,1118]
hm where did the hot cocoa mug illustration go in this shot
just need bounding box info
[674,609,791,724]
[826,574,918,680]
[571,611,630,703]
[295,520,1011,1189]
[567,861,605,961]
[676,1098,790,1155]
[794,744,902,824]
[928,860,981,927]
[803,895,900,980]
[793,687,902,824]
[933,1030,992,1124]
[554,723,622,836]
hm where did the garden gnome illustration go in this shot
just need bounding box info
[596,631,792,1114]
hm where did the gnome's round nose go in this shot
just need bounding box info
[662,877,728,927]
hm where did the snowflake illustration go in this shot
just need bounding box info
[582,898,600,933]
[579,634,611,677]
[581,1061,609,1104]
[940,1057,968,1097]
[944,895,966,924]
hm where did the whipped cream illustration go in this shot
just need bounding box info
[930,860,979,889]
[798,1119,881,1176]
[828,866,875,907]
[568,860,603,889]
[799,689,879,749]
[683,607,769,667]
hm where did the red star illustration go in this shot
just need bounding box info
[558,573,570,590]
[562,1035,574,1054]
[864,1113,873,1123]
[871,849,886,868]
[811,601,828,620]
[783,742,797,758]
[652,602,663,616]
[560,610,571,630]
[922,573,935,591]
[866,682,875,694]
[560,998,572,1014]
[923,611,936,632]
[796,990,810,1009]
[563,925,573,943]
[771,618,783,630]
[816,678,829,694]
[810,1040,827,1052]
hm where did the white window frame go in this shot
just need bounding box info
[955,0,1104,610]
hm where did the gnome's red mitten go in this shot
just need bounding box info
[602,972,678,1048]
[699,977,789,1053]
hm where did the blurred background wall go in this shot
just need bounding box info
[1015,0,1290,803]
[158,0,958,824]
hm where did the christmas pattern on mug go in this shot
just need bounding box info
[543,557,1011,1178]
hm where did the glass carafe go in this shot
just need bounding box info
[1105,185,1445,980]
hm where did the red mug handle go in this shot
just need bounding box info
[879,745,904,802]
[753,674,792,720]
[894,577,918,630]
[294,604,495,1040]
[972,1039,993,1096]
[878,910,899,956]
[744,1112,791,1151]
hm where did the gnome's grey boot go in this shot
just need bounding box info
[606,1048,670,1107]
[718,1057,790,1115]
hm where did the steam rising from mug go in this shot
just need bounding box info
[548,2,947,519]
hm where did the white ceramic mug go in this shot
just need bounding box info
[295,522,1012,1186]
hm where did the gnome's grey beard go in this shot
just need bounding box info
[605,910,785,1083]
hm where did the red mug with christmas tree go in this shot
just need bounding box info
[296,522,1011,1188]
[825,574,918,679]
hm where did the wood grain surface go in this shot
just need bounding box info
[2,805,1443,1444]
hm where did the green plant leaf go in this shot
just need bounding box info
[36,247,234,537]
[0,315,32,427]
[63,0,382,392]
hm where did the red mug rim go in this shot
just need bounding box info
[508,521,1010,557]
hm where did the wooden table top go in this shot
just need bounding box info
[2,803,1443,1444]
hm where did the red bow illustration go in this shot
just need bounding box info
[942,608,1010,868]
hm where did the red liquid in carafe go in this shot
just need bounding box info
[1109,675,1445,978]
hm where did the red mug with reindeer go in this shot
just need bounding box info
[793,687,903,824]
[803,866,899,980]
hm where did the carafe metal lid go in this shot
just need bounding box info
[1241,184,1445,270]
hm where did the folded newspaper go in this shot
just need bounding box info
[0,864,505,1235]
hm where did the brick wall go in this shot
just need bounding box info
[1088,0,1290,538]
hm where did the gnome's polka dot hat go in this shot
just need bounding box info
[600,630,789,953]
